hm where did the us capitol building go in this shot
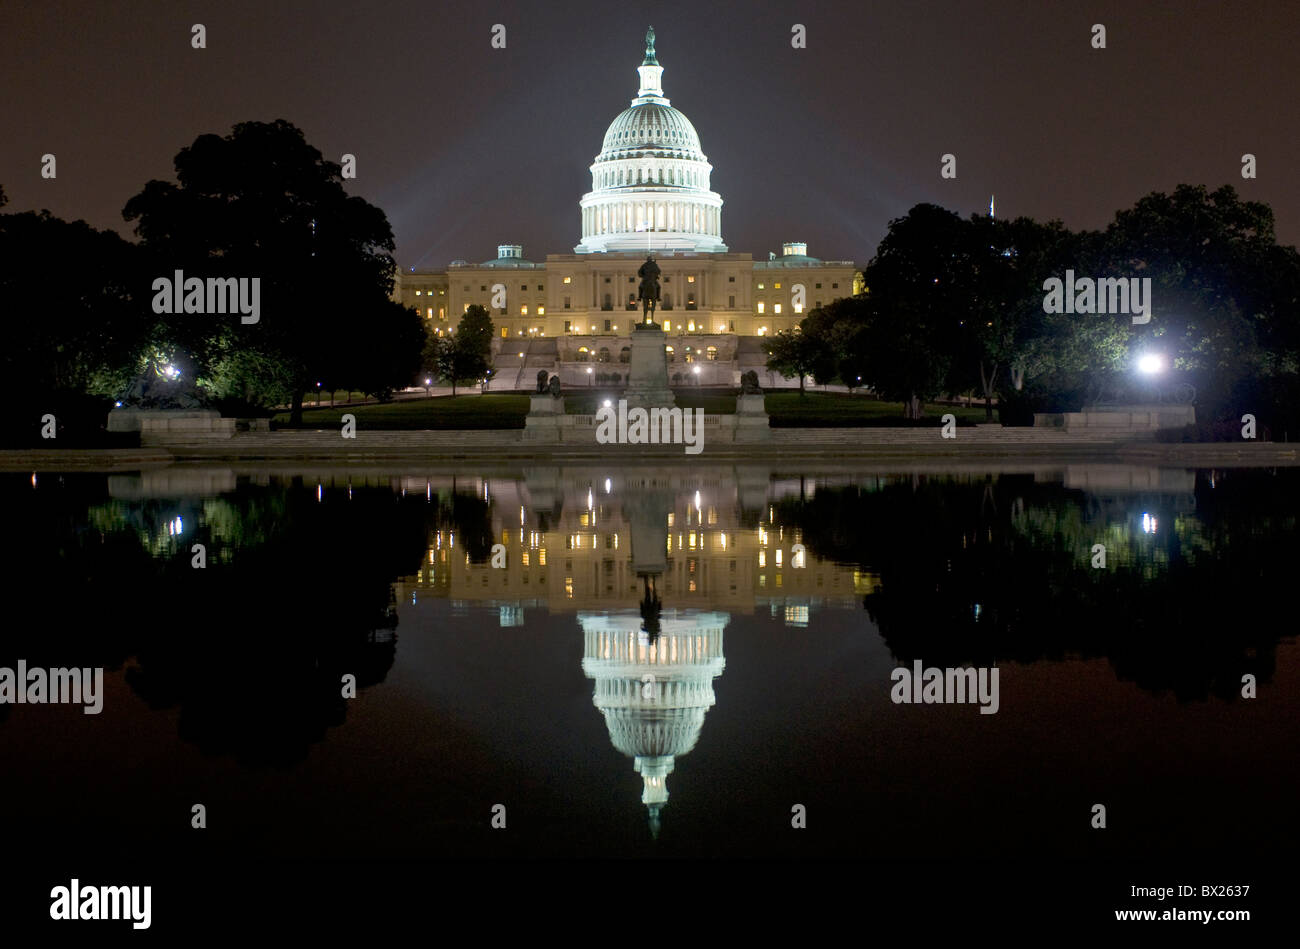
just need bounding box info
[393,28,861,388]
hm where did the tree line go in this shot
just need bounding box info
[0,120,491,443]
[765,187,1300,431]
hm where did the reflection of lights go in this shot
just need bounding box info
[164,365,180,379]
[1142,512,1158,534]
[167,516,184,536]
[114,401,123,407]
[317,483,322,502]
[31,473,37,488]
[603,399,612,408]
[973,603,982,620]
[1136,353,1164,375]
[587,489,594,511]
[604,478,612,494]
[520,505,525,526]
[694,490,701,511]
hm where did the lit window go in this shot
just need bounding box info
[757,283,765,290]
[415,290,422,296]
[537,306,545,315]
[687,275,695,283]
[794,304,803,313]
[501,327,508,337]
[521,305,528,316]
[774,282,782,289]
[563,276,572,284]
[757,302,765,314]
[426,308,433,318]
[774,304,782,314]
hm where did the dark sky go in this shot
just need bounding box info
[3,0,1297,270]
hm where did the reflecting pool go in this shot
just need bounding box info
[2,462,1297,859]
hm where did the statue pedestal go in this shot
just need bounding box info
[734,393,771,442]
[624,322,676,410]
[523,393,565,443]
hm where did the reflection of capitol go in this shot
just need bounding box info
[393,467,875,619]
[389,465,873,836]
[580,611,726,837]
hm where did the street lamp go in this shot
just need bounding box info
[1136,353,1165,375]
[587,366,594,386]
[424,377,433,399]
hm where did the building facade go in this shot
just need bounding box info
[395,29,860,388]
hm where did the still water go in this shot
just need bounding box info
[2,462,1297,859]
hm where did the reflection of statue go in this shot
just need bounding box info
[639,575,662,642]
[536,369,549,393]
[547,374,562,397]
[740,370,761,394]
[637,256,661,324]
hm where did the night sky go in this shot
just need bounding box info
[3,0,1297,271]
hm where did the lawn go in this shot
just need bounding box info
[271,390,991,430]
[765,392,990,427]
[273,393,531,429]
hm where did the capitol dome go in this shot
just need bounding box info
[575,28,726,254]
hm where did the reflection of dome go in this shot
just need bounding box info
[581,609,727,837]
[576,27,726,254]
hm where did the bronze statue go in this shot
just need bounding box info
[547,374,562,397]
[740,370,761,394]
[536,369,549,393]
[637,256,661,324]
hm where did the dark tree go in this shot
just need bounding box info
[123,119,405,422]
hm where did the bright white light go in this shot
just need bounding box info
[163,365,180,379]
[693,366,700,374]
[114,401,122,407]
[1136,353,1164,375]
[603,399,612,407]
[587,367,593,374]
[604,478,612,494]
[1142,512,1158,534]
[424,378,432,385]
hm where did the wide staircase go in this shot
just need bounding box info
[491,338,559,391]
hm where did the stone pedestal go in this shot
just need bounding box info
[523,393,564,443]
[734,393,771,442]
[623,322,676,410]
[1033,403,1195,438]
[107,408,235,444]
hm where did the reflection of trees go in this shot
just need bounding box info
[776,472,1293,701]
[0,475,434,763]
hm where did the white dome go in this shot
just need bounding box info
[598,103,706,163]
[575,28,726,254]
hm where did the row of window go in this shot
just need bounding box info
[572,345,721,363]
[417,278,836,297]
[596,166,704,188]
[564,319,737,334]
